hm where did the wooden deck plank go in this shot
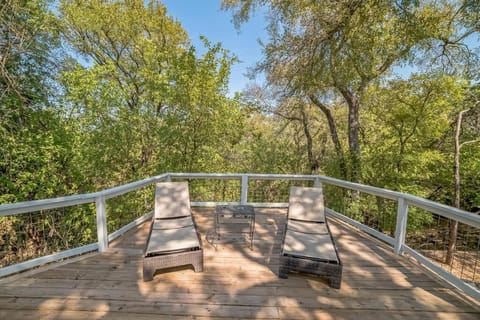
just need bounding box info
[0,208,478,319]
[0,285,476,312]
[0,277,459,299]
[277,308,480,320]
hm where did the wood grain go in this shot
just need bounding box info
[0,208,478,319]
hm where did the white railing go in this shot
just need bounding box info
[0,172,479,300]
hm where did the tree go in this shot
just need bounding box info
[241,85,332,174]
[0,1,87,265]
[0,0,74,203]
[60,0,190,113]
[223,0,480,183]
[362,74,467,192]
[446,87,480,265]
[0,0,58,106]
[358,74,472,234]
[60,0,242,187]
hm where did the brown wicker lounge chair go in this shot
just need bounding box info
[143,182,203,281]
[279,185,342,288]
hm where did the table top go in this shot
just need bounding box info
[214,205,255,250]
[215,205,255,218]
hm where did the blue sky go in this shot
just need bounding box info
[162,1,267,96]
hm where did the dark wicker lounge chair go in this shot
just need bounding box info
[143,182,203,281]
[279,185,342,288]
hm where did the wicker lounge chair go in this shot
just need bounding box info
[143,182,203,281]
[279,185,342,288]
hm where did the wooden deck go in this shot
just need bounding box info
[0,208,479,319]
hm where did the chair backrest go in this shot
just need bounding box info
[154,182,191,219]
[288,186,325,223]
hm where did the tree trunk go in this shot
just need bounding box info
[338,87,361,182]
[309,95,348,179]
[446,109,468,265]
[299,107,319,174]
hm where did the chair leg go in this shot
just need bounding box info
[278,265,290,279]
[143,266,154,281]
[193,261,203,272]
[329,276,341,289]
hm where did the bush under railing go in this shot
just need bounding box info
[0,172,479,300]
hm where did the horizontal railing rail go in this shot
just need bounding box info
[0,173,169,216]
[0,172,479,300]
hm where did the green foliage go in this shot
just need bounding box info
[362,74,467,192]
[59,0,244,188]
[0,0,59,105]
[223,0,462,182]
[0,0,73,203]
[230,112,306,174]
[0,204,96,267]
[106,186,154,232]
[0,109,77,203]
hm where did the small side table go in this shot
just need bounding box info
[214,205,255,250]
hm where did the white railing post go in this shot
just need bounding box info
[96,195,108,252]
[314,177,322,187]
[241,175,248,205]
[394,197,408,255]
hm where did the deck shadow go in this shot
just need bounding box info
[0,208,478,319]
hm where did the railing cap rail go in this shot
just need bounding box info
[1,172,479,228]
[314,175,480,227]
[0,173,168,216]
